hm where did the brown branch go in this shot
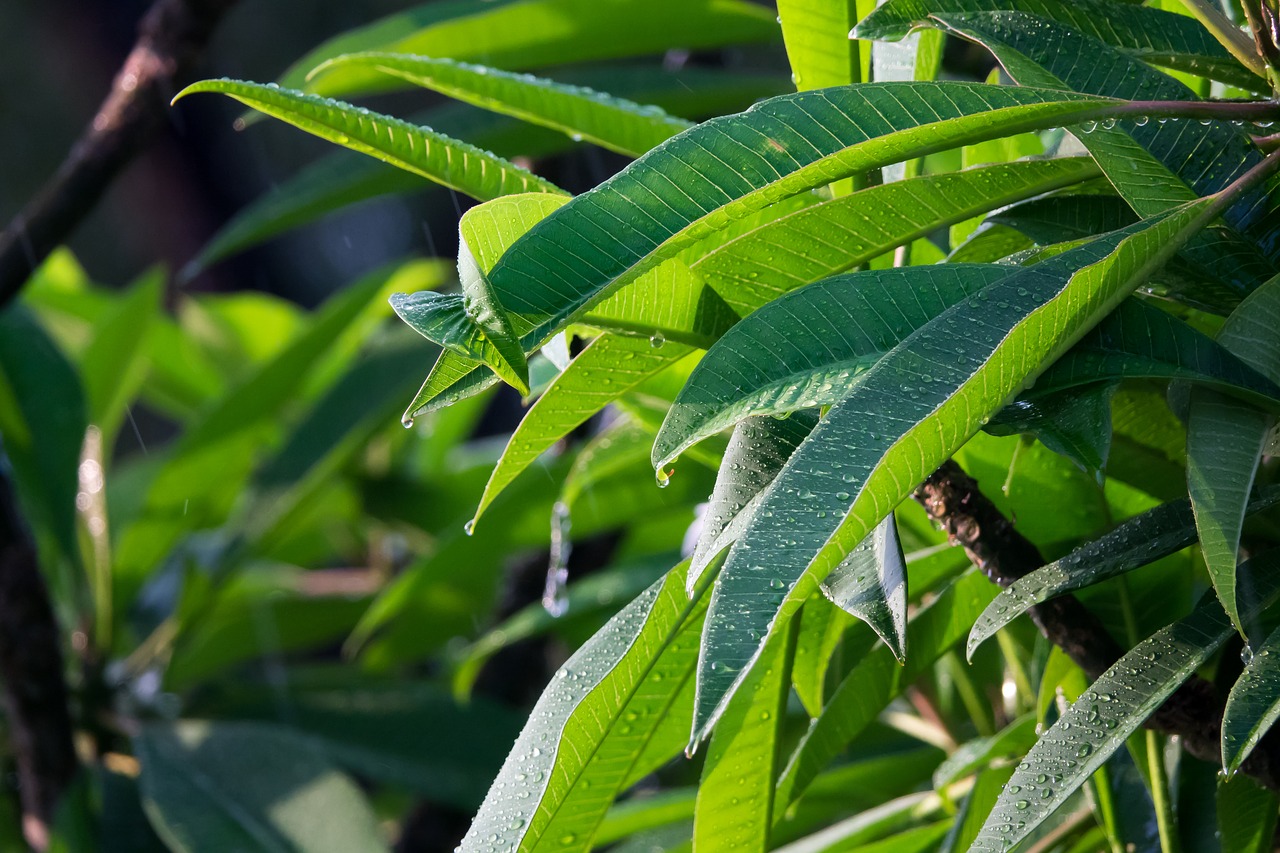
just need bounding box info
[913,459,1280,790]
[0,0,239,311]
[0,458,78,850]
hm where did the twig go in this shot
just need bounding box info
[0,0,239,311]
[0,452,78,850]
[913,459,1280,790]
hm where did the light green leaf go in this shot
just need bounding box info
[694,157,1100,316]
[971,550,1280,852]
[857,0,1262,91]
[309,54,691,157]
[693,622,794,852]
[968,486,1280,657]
[775,570,997,808]
[472,335,692,527]
[777,0,875,91]
[136,721,387,853]
[1222,622,1280,774]
[78,269,162,449]
[288,0,780,101]
[173,80,562,201]
[1189,274,1280,638]
[687,183,1256,745]
[460,562,709,853]
[792,594,851,717]
[932,713,1039,789]
[409,82,1129,413]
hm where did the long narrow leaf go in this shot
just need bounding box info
[173,80,562,201]
[309,54,691,157]
[1223,622,1280,774]
[971,550,1280,852]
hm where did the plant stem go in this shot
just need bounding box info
[1175,0,1270,80]
[0,0,240,312]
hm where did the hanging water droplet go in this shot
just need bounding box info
[656,467,673,488]
[1242,644,1255,666]
[542,501,572,617]
[464,519,476,536]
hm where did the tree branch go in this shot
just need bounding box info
[0,455,78,850]
[0,0,239,311]
[913,459,1280,790]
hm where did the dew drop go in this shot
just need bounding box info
[464,519,476,536]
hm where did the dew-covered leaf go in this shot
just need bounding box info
[460,562,709,853]
[686,185,1256,745]
[309,54,691,157]
[970,550,1280,852]
[968,486,1280,656]
[173,80,562,201]
[693,157,1100,315]
[407,82,1128,413]
[1222,622,1280,775]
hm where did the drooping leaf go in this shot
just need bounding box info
[460,562,709,853]
[686,180,1266,745]
[287,0,780,100]
[1188,274,1280,638]
[309,54,691,157]
[173,80,563,201]
[775,570,997,807]
[1222,622,1280,774]
[408,83,1132,413]
[820,515,908,662]
[693,157,1101,315]
[136,721,388,853]
[984,382,1116,474]
[968,486,1280,656]
[971,550,1280,852]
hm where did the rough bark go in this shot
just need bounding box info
[913,459,1280,790]
[0,463,78,850]
[0,0,239,310]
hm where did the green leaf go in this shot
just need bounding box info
[912,10,1280,274]
[984,383,1116,474]
[938,765,1016,853]
[778,0,875,91]
[655,264,1008,464]
[970,550,1280,852]
[1222,622,1280,774]
[857,0,1262,91]
[460,562,709,853]
[410,82,1128,412]
[78,269,162,449]
[775,570,998,807]
[689,412,819,591]
[471,335,692,526]
[310,55,691,157]
[189,674,523,809]
[0,306,86,565]
[820,515,908,662]
[1189,274,1280,638]
[687,188,1247,745]
[791,594,851,716]
[694,157,1101,315]
[136,721,387,853]
[1218,774,1279,852]
[287,0,780,101]
[172,80,562,201]
[932,713,1039,789]
[191,68,789,272]
[693,621,794,852]
[968,486,1280,656]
